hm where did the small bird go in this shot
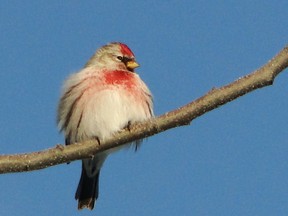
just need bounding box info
[57,42,153,210]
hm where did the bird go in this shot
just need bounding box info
[57,42,154,210]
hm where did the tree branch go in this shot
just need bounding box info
[1,46,288,174]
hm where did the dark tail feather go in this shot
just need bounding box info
[75,164,100,210]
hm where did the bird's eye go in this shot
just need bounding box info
[117,56,123,61]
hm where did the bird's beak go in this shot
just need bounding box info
[126,60,140,70]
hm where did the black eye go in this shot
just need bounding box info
[117,56,123,61]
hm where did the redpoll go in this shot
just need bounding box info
[57,42,154,210]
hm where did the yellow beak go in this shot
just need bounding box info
[126,60,140,70]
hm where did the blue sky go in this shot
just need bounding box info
[0,1,288,216]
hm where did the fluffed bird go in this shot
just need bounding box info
[57,42,153,210]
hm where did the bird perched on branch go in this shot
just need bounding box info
[57,42,154,210]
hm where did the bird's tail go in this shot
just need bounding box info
[75,163,100,210]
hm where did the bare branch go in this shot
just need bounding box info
[0,46,288,174]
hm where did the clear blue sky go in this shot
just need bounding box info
[1,1,288,216]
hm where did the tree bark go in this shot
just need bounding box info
[0,46,288,174]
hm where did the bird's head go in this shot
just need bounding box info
[85,42,139,72]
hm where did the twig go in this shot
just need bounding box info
[0,46,287,174]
